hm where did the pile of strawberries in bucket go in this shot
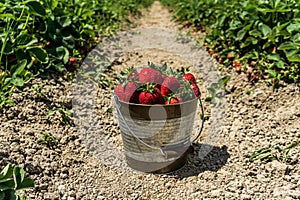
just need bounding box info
[114,62,200,105]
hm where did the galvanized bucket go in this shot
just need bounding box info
[113,95,204,173]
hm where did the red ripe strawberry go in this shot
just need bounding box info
[139,67,163,84]
[124,82,139,103]
[161,86,170,97]
[191,83,200,97]
[69,57,76,64]
[153,88,164,104]
[234,61,241,73]
[138,84,164,104]
[129,91,139,103]
[161,76,180,97]
[114,84,125,101]
[8,55,16,62]
[165,97,182,105]
[182,73,196,83]
[139,92,154,104]
[154,84,161,91]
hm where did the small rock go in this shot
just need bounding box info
[240,194,251,200]
[210,189,221,197]
[58,185,66,193]
[69,190,76,197]
[289,190,300,199]
[60,173,68,179]
[265,161,287,173]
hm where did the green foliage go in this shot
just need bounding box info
[47,102,73,126]
[0,163,34,200]
[249,134,300,163]
[36,131,59,147]
[29,83,50,98]
[0,0,154,108]
[161,0,300,87]
[205,75,231,104]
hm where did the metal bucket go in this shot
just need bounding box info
[114,95,204,173]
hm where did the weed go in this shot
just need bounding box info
[29,83,50,98]
[36,132,59,147]
[205,75,231,105]
[47,102,73,126]
[249,134,300,163]
[245,88,254,95]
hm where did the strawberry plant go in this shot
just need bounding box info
[0,163,35,200]
[0,0,154,108]
[161,0,300,87]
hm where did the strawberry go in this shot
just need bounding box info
[182,73,196,83]
[153,87,164,104]
[165,97,182,105]
[114,84,125,101]
[161,76,180,97]
[139,91,155,104]
[191,83,200,97]
[154,84,161,91]
[69,57,76,64]
[139,67,163,84]
[161,86,170,97]
[124,82,139,103]
[138,84,164,104]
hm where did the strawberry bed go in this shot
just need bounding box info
[160,0,300,87]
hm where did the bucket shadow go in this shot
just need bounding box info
[170,144,230,178]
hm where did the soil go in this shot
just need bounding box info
[1,1,300,199]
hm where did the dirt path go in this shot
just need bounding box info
[137,1,179,29]
[0,1,299,199]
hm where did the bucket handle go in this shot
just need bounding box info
[113,95,205,157]
[191,96,205,143]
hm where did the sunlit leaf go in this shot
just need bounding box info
[288,54,300,62]
[258,23,271,37]
[278,42,298,50]
[27,48,49,63]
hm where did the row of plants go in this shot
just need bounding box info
[160,0,300,87]
[0,0,154,108]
